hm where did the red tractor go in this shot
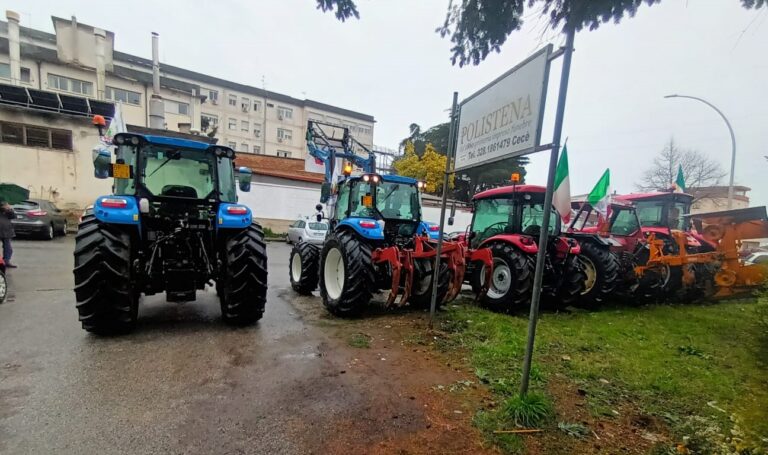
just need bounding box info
[467,185,585,311]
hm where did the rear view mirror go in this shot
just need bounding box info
[316,214,322,222]
[320,182,331,203]
[448,217,454,226]
[92,147,111,179]
[450,201,457,218]
[237,167,252,192]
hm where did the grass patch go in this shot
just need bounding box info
[347,332,372,349]
[438,297,768,453]
[501,392,552,427]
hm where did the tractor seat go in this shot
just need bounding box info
[523,225,541,236]
[160,185,198,198]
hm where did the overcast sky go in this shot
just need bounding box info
[9,1,768,203]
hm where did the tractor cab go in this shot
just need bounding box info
[470,185,562,249]
[569,199,644,254]
[331,173,443,244]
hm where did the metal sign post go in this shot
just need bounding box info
[429,92,459,328]
[519,26,576,397]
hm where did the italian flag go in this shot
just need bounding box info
[674,164,686,193]
[552,145,571,224]
[587,169,611,219]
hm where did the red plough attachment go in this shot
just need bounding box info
[371,236,495,307]
[467,247,494,300]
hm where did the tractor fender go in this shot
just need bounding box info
[480,234,539,254]
[217,203,252,229]
[568,232,622,248]
[93,196,140,226]
[337,217,385,241]
[553,236,581,257]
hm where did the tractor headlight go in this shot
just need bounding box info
[115,135,125,145]
[372,175,380,183]
[363,175,370,182]
[417,181,425,189]
[130,136,139,145]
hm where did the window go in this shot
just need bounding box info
[241,120,249,132]
[253,124,262,138]
[201,113,218,132]
[240,143,249,153]
[0,63,9,79]
[253,145,262,154]
[276,150,292,158]
[253,101,261,112]
[277,106,293,120]
[47,73,93,96]
[610,208,640,236]
[0,122,72,150]
[228,118,237,130]
[228,94,237,106]
[208,90,219,104]
[164,100,189,115]
[241,97,250,112]
[20,67,31,83]
[228,141,237,149]
[106,86,141,105]
[277,128,293,142]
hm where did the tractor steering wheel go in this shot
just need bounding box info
[480,222,508,240]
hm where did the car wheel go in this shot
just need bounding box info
[60,220,68,236]
[298,237,303,244]
[44,224,54,240]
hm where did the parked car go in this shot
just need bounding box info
[745,251,768,265]
[287,218,328,245]
[11,199,68,240]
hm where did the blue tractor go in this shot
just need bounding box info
[74,124,268,334]
[288,121,476,315]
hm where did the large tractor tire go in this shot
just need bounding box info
[480,243,533,312]
[319,230,375,316]
[220,223,268,325]
[290,242,320,295]
[0,270,7,304]
[556,256,587,306]
[577,242,621,305]
[410,260,452,310]
[73,214,138,335]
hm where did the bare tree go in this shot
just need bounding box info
[637,137,726,192]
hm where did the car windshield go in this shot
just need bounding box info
[472,196,558,244]
[348,180,420,221]
[140,145,216,199]
[309,222,328,230]
[13,201,39,210]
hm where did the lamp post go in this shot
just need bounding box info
[664,94,736,209]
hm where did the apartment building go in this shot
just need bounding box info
[0,14,375,160]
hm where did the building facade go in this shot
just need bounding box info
[0,12,375,229]
[0,14,374,159]
[689,185,750,214]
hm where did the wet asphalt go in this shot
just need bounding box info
[0,237,352,454]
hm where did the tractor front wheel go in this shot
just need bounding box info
[73,215,138,334]
[290,242,320,295]
[577,242,620,305]
[319,231,375,316]
[480,243,533,312]
[220,223,268,325]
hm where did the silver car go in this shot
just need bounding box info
[287,219,328,245]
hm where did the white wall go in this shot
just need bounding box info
[237,181,321,221]
[422,206,474,232]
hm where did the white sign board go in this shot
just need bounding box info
[454,46,551,171]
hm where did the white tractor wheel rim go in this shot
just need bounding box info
[486,258,511,300]
[580,256,597,295]
[324,247,345,300]
[0,274,6,301]
[291,253,303,283]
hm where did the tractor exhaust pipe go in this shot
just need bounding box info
[148,32,165,129]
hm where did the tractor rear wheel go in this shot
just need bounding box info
[319,230,375,316]
[480,243,533,312]
[73,214,138,335]
[410,260,452,309]
[220,223,268,325]
[556,256,587,306]
[290,242,320,295]
[0,270,7,304]
[577,242,621,305]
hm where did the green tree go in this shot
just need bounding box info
[317,0,766,66]
[399,122,451,157]
[393,141,455,194]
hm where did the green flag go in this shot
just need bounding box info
[587,169,611,218]
[553,145,571,223]
[675,165,686,193]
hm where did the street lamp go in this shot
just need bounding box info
[664,94,737,209]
